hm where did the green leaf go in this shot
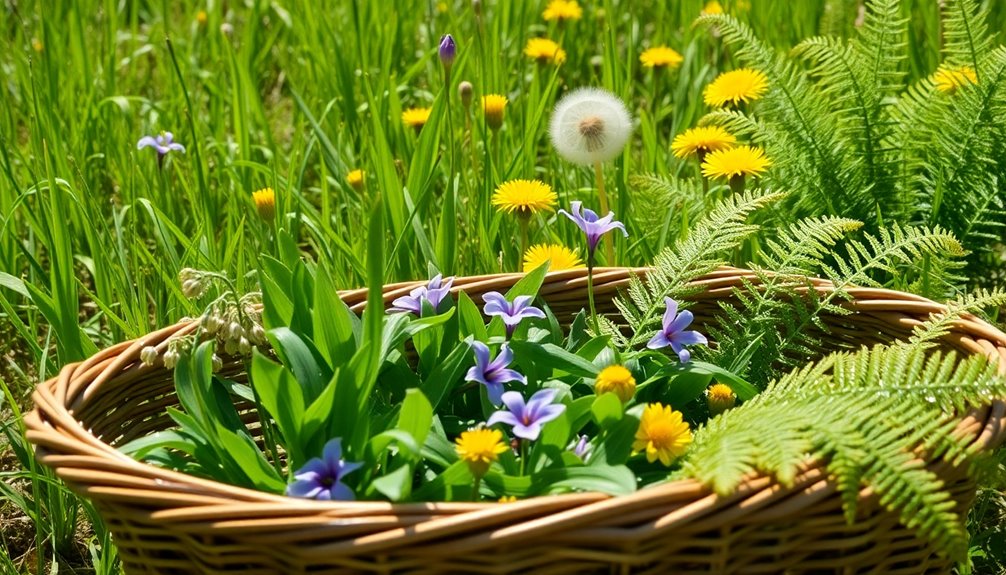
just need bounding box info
[508,341,600,378]
[313,264,358,367]
[591,393,624,428]
[397,389,434,456]
[266,328,328,402]
[421,341,472,409]
[372,465,413,502]
[457,291,489,341]
[250,350,306,466]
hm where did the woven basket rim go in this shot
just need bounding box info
[25,266,1006,526]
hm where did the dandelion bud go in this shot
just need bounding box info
[140,346,159,366]
[706,382,736,414]
[220,22,234,36]
[162,349,179,369]
[238,337,252,355]
[438,34,456,70]
[252,188,276,221]
[211,354,223,372]
[482,94,508,132]
[472,0,482,16]
[347,169,365,192]
[458,81,473,108]
[196,10,208,25]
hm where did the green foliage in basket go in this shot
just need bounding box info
[680,344,1006,560]
[691,0,1006,279]
[126,200,735,502]
[615,190,966,387]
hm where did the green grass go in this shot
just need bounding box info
[2,0,1006,572]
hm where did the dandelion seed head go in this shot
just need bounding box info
[549,87,633,165]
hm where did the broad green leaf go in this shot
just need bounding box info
[591,392,624,428]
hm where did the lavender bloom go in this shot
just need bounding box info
[137,131,185,168]
[466,341,526,405]
[389,274,454,316]
[439,34,456,69]
[646,297,708,363]
[286,438,362,501]
[573,434,591,459]
[483,291,546,337]
[487,388,566,441]
[558,201,627,263]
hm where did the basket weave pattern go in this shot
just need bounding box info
[26,267,1006,574]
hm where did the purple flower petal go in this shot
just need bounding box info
[485,381,505,405]
[328,482,356,501]
[487,410,520,428]
[483,291,511,316]
[666,309,695,334]
[670,330,708,347]
[646,331,671,350]
[137,136,158,150]
[512,422,542,440]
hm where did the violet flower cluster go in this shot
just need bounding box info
[646,297,707,363]
[389,274,454,316]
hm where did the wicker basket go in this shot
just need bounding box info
[26,267,1006,574]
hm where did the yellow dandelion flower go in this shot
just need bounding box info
[701,145,772,180]
[933,65,978,93]
[402,107,432,131]
[543,0,582,22]
[32,38,43,52]
[704,68,769,108]
[706,382,736,414]
[196,10,208,25]
[523,243,584,272]
[252,188,276,221]
[437,1,448,13]
[701,1,724,15]
[347,169,365,192]
[499,495,518,502]
[455,428,508,476]
[492,179,557,217]
[640,46,684,70]
[632,403,692,466]
[594,365,637,403]
[671,126,737,159]
[525,37,567,65]
[482,94,508,131]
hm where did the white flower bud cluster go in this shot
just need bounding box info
[199,293,265,359]
[179,268,209,300]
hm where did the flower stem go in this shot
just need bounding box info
[519,440,527,476]
[593,161,615,265]
[518,215,529,272]
[587,261,600,334]
[472,475,482,501]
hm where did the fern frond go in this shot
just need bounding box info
[618,190,785,347]
[909,287,1006,347]
[683,345,1006,559]
[941,0,994,72]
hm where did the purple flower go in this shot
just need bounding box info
[439,34,456,69]
[558,201,628,263]
[483,291,546,337]
[389,274,454,316]
[572,434,591,459]
[137,131,185,168]
[466,341,526,405]
[286,438,362,501]
[646,297,708,363]
[487,388,566,441]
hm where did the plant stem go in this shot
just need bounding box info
[518,215,529,272]
[593,160,615,265]
[587,261,600,334]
